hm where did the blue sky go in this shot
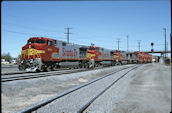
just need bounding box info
[1,1,171,58]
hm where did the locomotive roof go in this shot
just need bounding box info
[29,37,54,41]
[29,37,89,48]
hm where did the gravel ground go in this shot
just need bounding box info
[1,64,134,113]
[85,63,171,113]
[33,65,139,113]
[1,64,21,74]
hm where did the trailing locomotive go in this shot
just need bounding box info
[18,37,152,72]
[86,46,115,68]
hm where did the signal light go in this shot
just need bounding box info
[151,49,154,52]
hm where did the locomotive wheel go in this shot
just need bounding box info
[51,66,56,71]
[43,66,51,72]
[46,66,51,72]
[51,64,56,71]
[18,65,24,71]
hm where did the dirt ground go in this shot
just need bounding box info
[112,63,171,113]
[1,64,171,113]
[1,65,133,113]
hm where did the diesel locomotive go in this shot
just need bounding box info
[18,37,152,72]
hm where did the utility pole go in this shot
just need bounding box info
[65,27,72,43]
[167,42,168,57]
[163,28,167,64]
[138,40,141,51]
[117,38,120,50]
[127,35,129,52]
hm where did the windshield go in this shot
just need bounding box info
[89,47,95,50]
[28,40,34,44]
[36,40,45,44]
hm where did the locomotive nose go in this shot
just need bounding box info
[86,51,95,59]
[22,44,45,59]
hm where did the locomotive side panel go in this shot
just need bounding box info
[127,52,138,63]
[98,48,112,60]
[53,41,81,60]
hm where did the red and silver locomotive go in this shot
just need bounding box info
[18,37,152,72]
[19,37,89,71]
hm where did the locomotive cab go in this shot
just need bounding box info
[86,46,100,68]
[21,37,47,60]
[86,46,100,59]
[113,50,120,60]
[19,37,58,71]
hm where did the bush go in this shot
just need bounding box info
[1,53,12,62]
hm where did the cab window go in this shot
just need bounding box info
[47,40,53,46]
[36,40,45,44]
[53,40,57,45]
[89,47,95,50]
[28,40,34,44]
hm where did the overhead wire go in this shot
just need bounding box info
[3,22,169,52]
[1,29,66,40]
[2,22,64,34]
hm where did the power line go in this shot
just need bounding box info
[2,29,36,36]
[2,29,92,46]
[2,22,64,34]
[1,29,66,40]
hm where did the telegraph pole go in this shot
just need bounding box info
[138,40,141,51]
[127,35,129,52]
[117,38,120,50]
[65,27,72,43]
[163,28,167,64]
[167,42,168,57]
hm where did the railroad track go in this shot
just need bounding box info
[20,64,140,113]
[1,64,125,82]
[1,68,87,82]
[2,63,125,76]
[77,65,139,113]
[1,68,72,76]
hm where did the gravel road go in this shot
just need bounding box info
[85,63,171,113]
[1,64,134,113]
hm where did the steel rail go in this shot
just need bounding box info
[1,63,124,76]
[1,69,86,82]
[20,65,137,113]
[2,71,33,76]
[2,68,85,79]
[1,68,72,76]
[1,64,125,82]
[77,65,139,113]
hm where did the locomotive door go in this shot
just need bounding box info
[79,47,87,59]
[45,40,56,61]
